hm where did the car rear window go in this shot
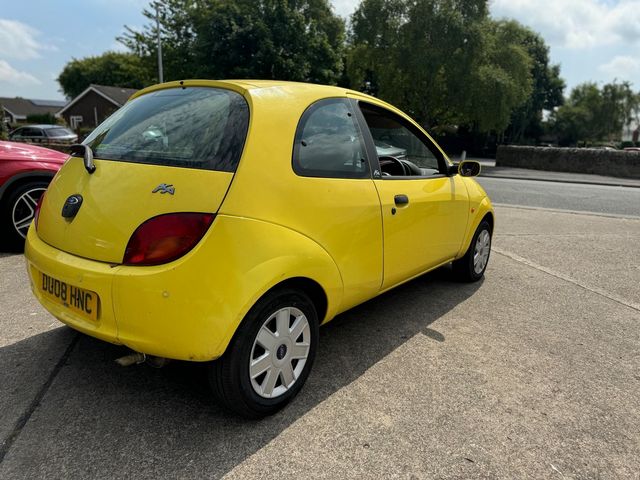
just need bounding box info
[83,87,249,172]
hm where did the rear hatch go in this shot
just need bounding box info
[37,86,249,264]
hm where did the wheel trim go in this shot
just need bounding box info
[473,229,491,274]
[249,306,310,399]
[11,187,46,239]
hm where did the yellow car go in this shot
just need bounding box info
[25,80,494,417]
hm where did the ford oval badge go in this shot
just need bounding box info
[61,194,83,219]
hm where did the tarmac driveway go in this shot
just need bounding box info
[1,205,639,479]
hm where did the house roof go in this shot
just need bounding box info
[92,85,138,105]
[0,97,66,120]
[57,84,139,116]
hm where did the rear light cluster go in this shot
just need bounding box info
[123,213,214,266]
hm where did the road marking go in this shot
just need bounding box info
[493,246,640,313]
[493,203,640,220]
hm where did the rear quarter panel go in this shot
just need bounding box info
[111,215,343,360]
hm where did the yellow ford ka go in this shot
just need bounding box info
[25,80,493,417]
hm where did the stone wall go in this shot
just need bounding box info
[496,146,640,179]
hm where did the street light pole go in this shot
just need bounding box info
[155,3,164,83]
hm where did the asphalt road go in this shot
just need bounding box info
[477,177,640,217]
[1,185,640,478]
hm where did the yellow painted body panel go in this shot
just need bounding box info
[25,79,494,362]
[373,176,469,288]
[458,178,495,253]
[219,83,384,314]
[26,215,342,361]
[25,226,120,343]
[38,157,233,264]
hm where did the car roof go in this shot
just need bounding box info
[16,124,71,130]
[130,79,394,111]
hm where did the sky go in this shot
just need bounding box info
[1,0,639,101]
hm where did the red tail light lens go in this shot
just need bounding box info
[34,192,45,232]
[123,213,215,266]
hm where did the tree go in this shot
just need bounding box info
[26,113,58,125]
[119,0,346,85]
[0,107,8,140]
[348,0,533,134]
[466,19,533,133]
[58,52,151,99]
[347,0,407,96]
[503,25,565,143]
[553,81,639,146]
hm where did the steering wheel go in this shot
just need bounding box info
[378,156,408,176]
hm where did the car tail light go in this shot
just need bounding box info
[34,192,45,232]
[123,213,215,266]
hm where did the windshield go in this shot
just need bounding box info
[83,87,249,172]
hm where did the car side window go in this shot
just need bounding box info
[22,128,43,137]
[293,98,369,178]
[358,102,443,177]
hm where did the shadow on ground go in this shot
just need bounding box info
[0,267,482,478]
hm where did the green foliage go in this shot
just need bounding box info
[118,0,345,84]
[553,81,639,146]
[502,24,565,143]
[26,113,58,125]
[0,108,8,140]
[348,0,534,134]
[468,20,533,133]
[57,52,152,99]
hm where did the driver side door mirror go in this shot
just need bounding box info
[459,160,481,177]
[447,160,481,177]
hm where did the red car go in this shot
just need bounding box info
[0,141,67,249]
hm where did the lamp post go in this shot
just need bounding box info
[155,2,164,83]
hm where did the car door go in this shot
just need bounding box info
[21,127,44,144]
[352,99,469,289]
[10,127,24,141]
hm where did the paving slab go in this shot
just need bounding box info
[0,207,638,479]
[494,206,640,307]
[0,253,76,458]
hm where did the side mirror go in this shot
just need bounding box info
[458,160,481,177]
[70,144,96,174]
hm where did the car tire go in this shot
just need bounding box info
[452,219,492,282]
[1,181,48,251]
[208,288,319,419]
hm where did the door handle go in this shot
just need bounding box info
[394,194,409,206]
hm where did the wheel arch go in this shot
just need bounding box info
[191,215,344,360]
[456,196,495,258]
[0,171,54,204]
[258,276,328,325]
[482,210,495,233]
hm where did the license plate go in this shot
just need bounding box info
[39,271,99,322]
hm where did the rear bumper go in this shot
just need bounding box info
[24,225,232,361]
[24,215,342,362]
[25,226,120,345]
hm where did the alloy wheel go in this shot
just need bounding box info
[473,229,491,275]
[12,187,46,239]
